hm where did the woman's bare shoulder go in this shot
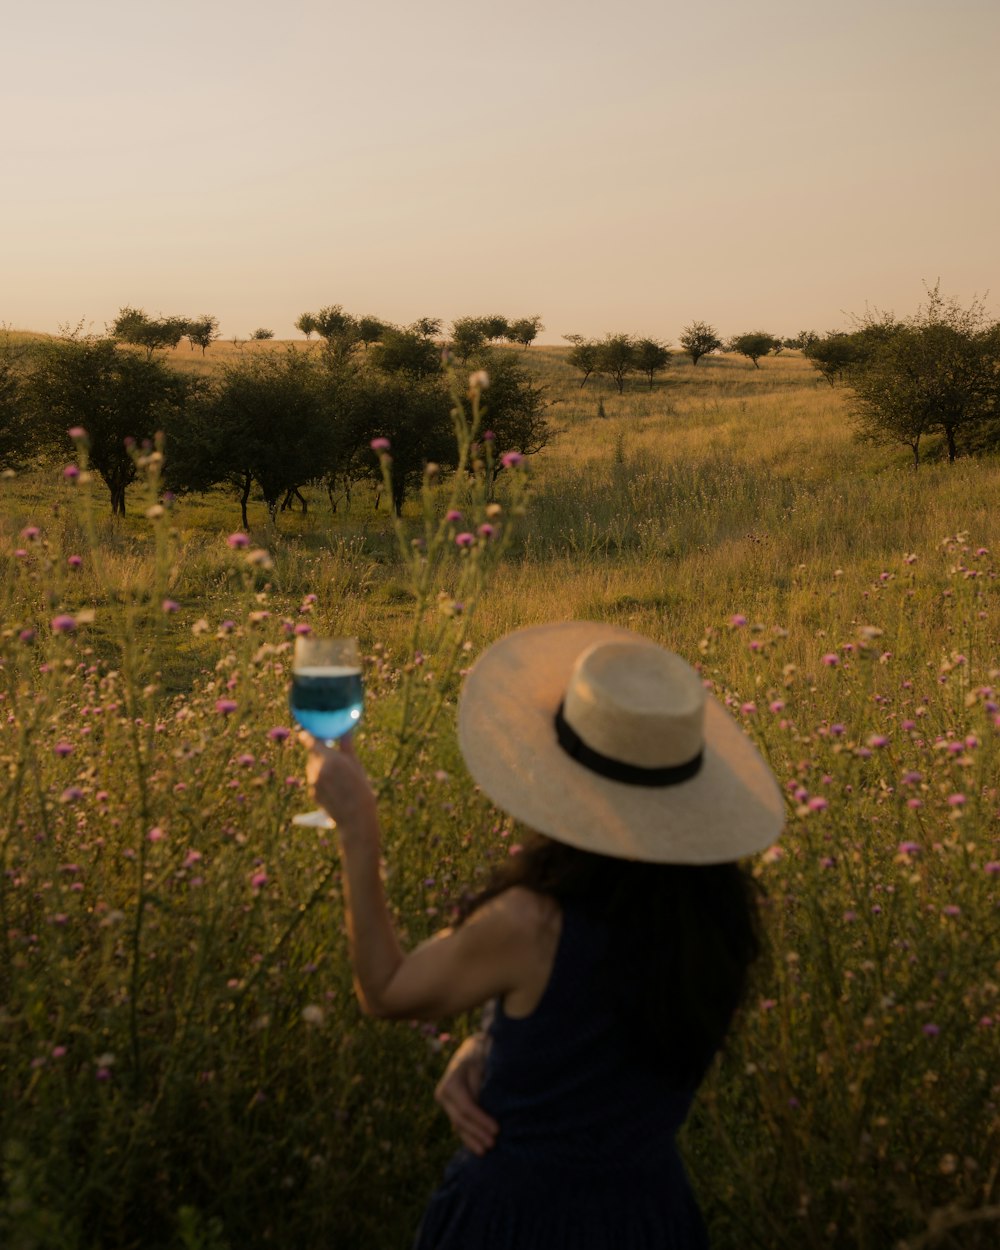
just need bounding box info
[472,886,561,944]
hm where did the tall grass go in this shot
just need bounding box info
[0,350,998,1247]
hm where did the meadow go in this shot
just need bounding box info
[1,342,998,1249]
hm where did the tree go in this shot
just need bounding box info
[295,312,318,339]
[678,321,722,366]
[728,331,780,369]
[352,371,456,515]
[167,349,335,527]
[848,288,1000,466]
[111,307,189,359]
[412,317,442,339]
[450,317,488,362]
[28,334,191,515]
[0,333,36,471]
[633,338,671,389]
[597,334,637,394]
[804,333,866,386]
[471,349,552,487]
[356,315,388,350]
[306,305,358,361]
[186,314,220,355]
[564,335,599,387]
[369,325,441,381]
[480,315,511,343]
[249,328,275,341]
[509,315,544,349]
[783,330,819,350]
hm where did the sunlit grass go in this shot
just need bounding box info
[1,347,998,1247]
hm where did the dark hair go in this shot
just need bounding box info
[459,833,763,1089]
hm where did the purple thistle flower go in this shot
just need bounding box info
[947,793,966,807]
[161,599,180,614]
[18,628,35,644]
[227,532,249,549]
[20,526,40,540]
[67,554,83,569]
[215,699,238,715]
[54,741,74,758]
[455,532,475,548]
[478,523,495,539]
[445,509,463,523]
[218,619,236,634]
[250,871,269,890]
[61,786,84,804]
[482,430,496,442]
[729,614,747,628]
[50,614,77,634]
[897,841,921,856]
[500,451,524,468]
[267,726,291,742]
[294,622,312,636]
[68,426,87,440]
[922,1023,940,1037]
[867,734,889,749]
[807,796,828,812]
[370,437,391,453]
[147,826,165,842]
[822,653,839,667]
[63,464,80,480]
[942,904,961,917]
[983,861,1000,875]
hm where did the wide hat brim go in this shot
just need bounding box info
[458,621,785,864]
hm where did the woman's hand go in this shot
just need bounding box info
[300,732,378,840]
[434,1034,498,1156]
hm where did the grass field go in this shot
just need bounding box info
[1,343,998,1248]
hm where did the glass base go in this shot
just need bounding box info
[292,808,336,830]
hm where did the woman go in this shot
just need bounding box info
[303,621,784,1248]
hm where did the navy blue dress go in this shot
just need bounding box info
[413,902,711,1249]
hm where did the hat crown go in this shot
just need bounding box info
[562,641,705,770]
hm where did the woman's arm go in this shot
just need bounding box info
[303,734,542,1020]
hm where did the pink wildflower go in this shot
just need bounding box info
[63,465,80,480]
[215,699,238,715]
[370,437,391,452]
[161,599,180,614]
[147,826,165,842]
[500,451,524,468]
[821,654,839,667]
[54,741,74,758]
[729,614,747,628]
[267,726,291,742]
[227,533,249,549]
[50,615,76,634]
[455,532,475,548]
[68,426,87,440]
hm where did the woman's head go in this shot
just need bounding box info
[458,622,784,866]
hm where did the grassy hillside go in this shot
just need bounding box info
[1,344,998,1247]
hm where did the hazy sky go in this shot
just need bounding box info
[4,0,998,342]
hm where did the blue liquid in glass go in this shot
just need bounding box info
[290,666,364,742]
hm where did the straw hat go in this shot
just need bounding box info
[458,621,784,864]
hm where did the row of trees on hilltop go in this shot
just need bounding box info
[293,308,545,359]
[802,287,1000,466]
[562,324,792,391]
[0,327,550,522]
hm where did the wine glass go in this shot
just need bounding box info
[290,636,364,828]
